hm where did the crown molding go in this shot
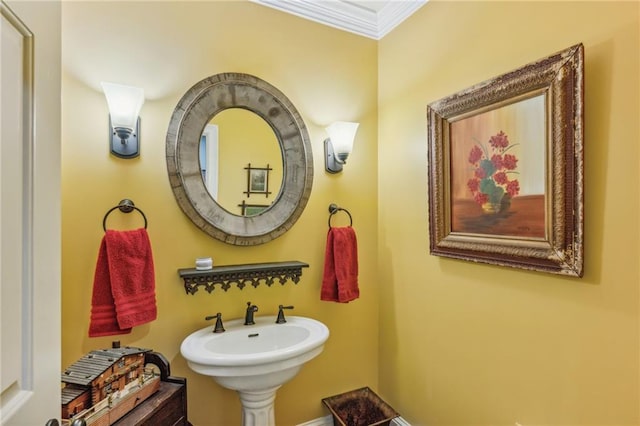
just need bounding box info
[376,1,426,39]
[250,0,427,40]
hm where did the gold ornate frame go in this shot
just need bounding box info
[427,44,584,276]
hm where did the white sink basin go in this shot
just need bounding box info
[181,315,329,426]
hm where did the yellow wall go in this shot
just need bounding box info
[61,2,378,425]
[61,1,640,425]
[378,1,639,425]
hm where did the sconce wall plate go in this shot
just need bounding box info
[109,116,140,159]
[324,138,343,173]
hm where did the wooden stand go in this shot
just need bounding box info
[113,352,190,426]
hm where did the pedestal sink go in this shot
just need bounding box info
[181,315,329,426]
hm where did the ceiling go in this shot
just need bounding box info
[250,0,428,40]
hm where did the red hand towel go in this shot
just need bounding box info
[321,227,359,303]
[321,229,339,302]
[89,228,157,337]
[89,238,132,337]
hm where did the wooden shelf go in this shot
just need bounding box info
[178,261,309,294]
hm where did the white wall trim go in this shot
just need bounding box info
[391,416,413,426]
[250,0,427,40]
[297,414,333,426]
[377,1,426,39]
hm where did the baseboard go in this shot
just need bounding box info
[391,416,412,426]
[297,415,333,426]
[297,415,411,426]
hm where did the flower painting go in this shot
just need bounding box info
[426,44,584,276]
[467,131,520,213]
[449,94,546,238]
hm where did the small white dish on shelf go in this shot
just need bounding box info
[195,257,213,270]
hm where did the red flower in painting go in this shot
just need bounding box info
[503,154,518,170]
[474,167,486,179]
[491,154,503,169]
[489,131,510,150]
[466,131,520,207]
[467,178,479,193]
[506,180,520,197]
[493,171,508,185]
[468,145,483,164]
[474,192,489,205]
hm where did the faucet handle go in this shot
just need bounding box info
[276,305,294,324]
[205,313,225,333]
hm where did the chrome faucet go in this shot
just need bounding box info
[244,302,258,325]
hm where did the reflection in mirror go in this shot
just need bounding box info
[200,124,218,199]
[201,108,282,216]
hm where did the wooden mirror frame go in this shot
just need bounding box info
[166,73,313,245]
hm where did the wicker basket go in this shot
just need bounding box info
[322,387,399,426]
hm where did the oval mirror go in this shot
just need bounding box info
[166,73,313,245]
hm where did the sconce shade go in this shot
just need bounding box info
[102,82,144,131]
[326,121,359,160]
[324,121,359,173]
[101,82,144,158]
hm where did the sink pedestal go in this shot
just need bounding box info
[238,387,279,426]
[214,366,301,426]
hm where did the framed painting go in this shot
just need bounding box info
[238,200,269,216]
[244,163,272,197]
[427,44,584,277]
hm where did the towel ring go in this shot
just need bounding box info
[103,199,148,231]
[328,203,353,228]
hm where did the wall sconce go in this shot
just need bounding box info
[324,121,359,173]
[101,82,145,159]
